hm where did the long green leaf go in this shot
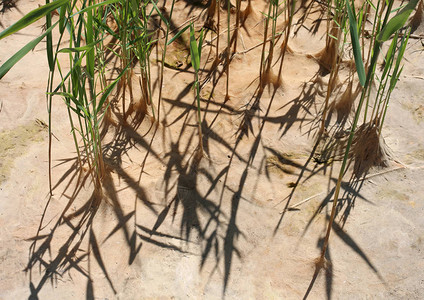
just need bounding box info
[58,40,102,53]
[86,4,95,79]
[390,32,409,89]
[0,0,68,40]
[45,0,55,72]
[0,22,58,79]
[151,0,169,26]
[189,25,200,72]
[167,24,190,45]
[346,0,366,87]
[377,0,420,42]
[69,0,120,18]
[49,91,81,106]
[96,64,128,112]
[58,3,68,34]
[381,33,397,80]
[197,28,204,58]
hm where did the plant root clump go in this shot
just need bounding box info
[240,0,256,26]
[328,81,361,125]
[260,67,282,92]
[314,255,332,273]
[410,0,424,34]
[204,0,217,31]
[310,26,339,72]
[351,123,392,178]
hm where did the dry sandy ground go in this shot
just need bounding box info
[1,0,424,299]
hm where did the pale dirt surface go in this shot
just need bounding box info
[1,1,424,299]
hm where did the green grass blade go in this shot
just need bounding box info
[49,91,81,106]
[346,0,366,87]
[58,40,102,53]
[167,24,190,45]
[381,34,397,79]
[58,3,67,33]
[0,22,58,79]
[69,0,120,18]
[86,2,95,79]
[151,0,169,26]
[93,17,117,37]
[357,9,364,33]
[45,0,54,72]
[189,25,200,72]
[197,28,204,58]
[377,0,420,42]
[97,65,128,112]
[0,0,68,40]
[390,32,409,89]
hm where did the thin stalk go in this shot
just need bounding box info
[369,35,397,123]
[319,0,398,261]
[320,58,374,261]
[259,1,272,91]
[268,0,279,68]
[195,73,204,153]
[363,1,382,123]
[46,0,54,196]
[157,0,176,122]
[319,10,347,134]
[277,0,295,81]
[121,1,129,122]
[225,0,231,100]
[233,0,241,54]
[217,0,221,58]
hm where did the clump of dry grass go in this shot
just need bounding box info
[410,0,424,33]
[239,0,255,26]
[328,80,361,125]
[351,123,391,178]
[311,25,341,72]
[260,66,282,92]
